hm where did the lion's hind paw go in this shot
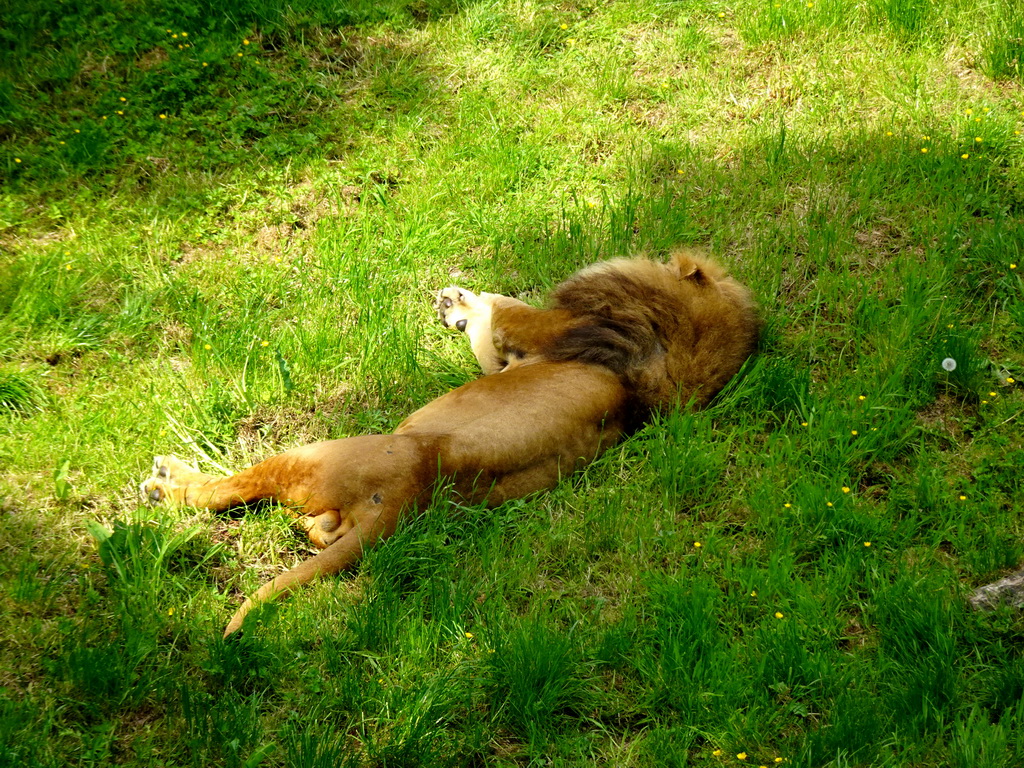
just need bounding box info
[139,455,203,506]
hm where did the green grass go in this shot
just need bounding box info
[2,0,1024,765]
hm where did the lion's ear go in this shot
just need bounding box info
[680,262,706,285]
[671,247,709,284]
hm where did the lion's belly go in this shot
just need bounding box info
[395,361,628,504]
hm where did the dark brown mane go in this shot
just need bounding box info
[540,251,760,410]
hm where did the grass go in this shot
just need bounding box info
[2,0,1024,765]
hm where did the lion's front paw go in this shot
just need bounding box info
[436,286,476,332]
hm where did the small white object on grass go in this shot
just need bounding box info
[942,357,957,371]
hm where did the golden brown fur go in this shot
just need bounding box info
[502,250,759,409]
[140,249,758,636]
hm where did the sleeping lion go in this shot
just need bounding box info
[140,249,759,636]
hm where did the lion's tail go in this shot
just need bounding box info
[222,523,379,637]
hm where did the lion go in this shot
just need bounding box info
[140,248,759,636]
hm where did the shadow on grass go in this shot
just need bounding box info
[0,0,485,190]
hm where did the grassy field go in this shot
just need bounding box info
[2,0,1024,765]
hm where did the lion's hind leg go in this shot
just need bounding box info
[140,455,221,506]
[141,435,436,546]
[140,449,308,512]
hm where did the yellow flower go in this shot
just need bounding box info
[851,430,858,435]
[737,754,748,761]
[243,39,250,45]
[237,52,244,57]
[920,147,928,153]
[975,136,983,142]
[750,590,757,597]
[560,23,568,29]
[677,168,685,174]
[959,494,967,501]
[1008,377,1016,384]
[159,113,167,119]
[14,157,20,163]
[801,421,808,427]
[990,391,997,397]
[694,541,702,548]
[181,31,188,37]
[842,486,850,493]
[260,340,269,347]
[962,153,969,159]
[119,96,126,102]
[465,631,474,639]
[774,611,784,619]
[858,395,866,400]
[826,502,834,508]
[116,110,123,115]
[864,541,872,547]
[203,62,208,66]
[1011,263,1017,269]
[965,109,973,115]
[783,503,791,508]
[204,343,212,350]
[168,607,175,615]
[886,130,893,136]
[713,750,723,756]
